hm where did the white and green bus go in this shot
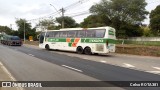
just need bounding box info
[39,26,116,54]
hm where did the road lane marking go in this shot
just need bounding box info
[0,62,24,90]
[152,67,160,70]
[146,71,160,74]
[0,62,16,81]
[28,54,34,57]
[123,63,135,68]
[100,60,106,63]
[62,65,83,72]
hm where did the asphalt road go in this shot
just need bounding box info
[0,44,160,90]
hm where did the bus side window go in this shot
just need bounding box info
[60,31,67,38]
[46,32,49,37]
[77,31,86,38]
[86,30,96,38]
[59,32,63,37]
[54,32,59,37]
[49,32,54,37]
[95,30,105,38]
[68,31,76,38]
[52,32,55,37]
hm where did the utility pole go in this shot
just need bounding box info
[50,4,65,28]
[61,8,65,28]
[24,22,25,43]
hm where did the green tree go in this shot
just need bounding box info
[80,14,110,28]
[16,19,36,40]
[56,16,79,28]
[10,30,19,36]
[0,26,12,34]
[119,24,143,38]
[141,26,152,37]
[90,0,148,38]
[38,19,56,30]
[150,5,160,36]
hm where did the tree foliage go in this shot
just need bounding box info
[56,16,79,28]
[37,16,79,30]
[38,19,56,30]
[16,19,36,40]
[0,26,12,34]
[90,0,148,23]
[89,0,148,38]
[150,5,160,36]
[141,26,152,37]
[80,15,110,28]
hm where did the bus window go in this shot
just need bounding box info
[46,32,49,37]
[48,32,54,37]
[77,30,86,38]
[54,32,59,37]
[68,31,77,38]
[59,31,68,38]
[86,30,96,38]
[95,30,105,38]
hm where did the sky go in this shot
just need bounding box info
[0,0,160,29]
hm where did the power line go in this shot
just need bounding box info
[27,0,89,22]
[65,10,89,16]
[50,4,61,16]
[27,11,60,22]
[69,11,90,17]
[64,0,89,10]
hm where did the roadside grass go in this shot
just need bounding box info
[24,40,39,46]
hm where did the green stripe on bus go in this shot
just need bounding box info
[81,38,115,44]
[71,39,75,42]
[109,30,114,35]
[68,43,72,47]
[47,38,66,42]
[47,38,116,44]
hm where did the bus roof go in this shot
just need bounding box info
[45,26,115,32]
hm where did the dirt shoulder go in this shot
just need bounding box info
[116,44,160,57]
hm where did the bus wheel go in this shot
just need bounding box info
[76,46,83,54]
[84,47,92,55]
[45,44,50,50]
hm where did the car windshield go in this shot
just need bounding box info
[11,36,20,40]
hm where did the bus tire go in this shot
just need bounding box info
[84,47,92,55]
[76,46,83,54]
[45,44,50,50]
[94,53,99,55]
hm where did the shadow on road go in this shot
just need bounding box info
[44,49,114,58]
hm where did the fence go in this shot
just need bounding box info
[117,37,160,46]
[127,37,160,41]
